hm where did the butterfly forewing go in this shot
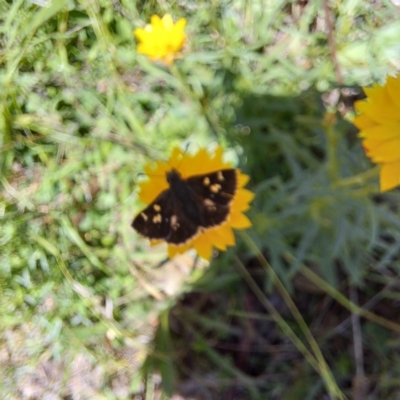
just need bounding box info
[186,169,237,228]
[186,169,237,206]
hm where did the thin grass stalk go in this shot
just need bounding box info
[240,233,345,399]
[284,254,400,334]
[234,256,322,373]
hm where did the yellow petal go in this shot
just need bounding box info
[238,172,250,188]
[174,18,187,32]
[144,160,167,176]
[192,236,213,260]
[232,188,255,212]
[194,227,224,251]
[386,76,400,110]
[220,224,236,246]
[365,137,400,163]
[134,28,148,41]
[352,114,376,130]
[229,212,252,229]
[138,178,168,204]
[137,43,150,55]
[380,161,400,191]
[359,122,400,141]
[150,15,162,27]
[210,224,236,249]
[180,148,209,177]
[363,83,383,98]
[168,245,180,259]
[362,139,387,159]
[161,14,174,29]
[356,84,400,124]
[179,146,231,178]
[168,147,184,169]
[168,242,191,258]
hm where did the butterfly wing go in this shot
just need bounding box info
[185,169,238,228]
[132,190,171,240]
[132,189,199,244]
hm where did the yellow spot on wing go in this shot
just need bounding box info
[204,198,216,211]
[170,215,180,230]
[154,204,161,212]
[203,177,210,186]
[210,183,221,193]
[153,214,162,223]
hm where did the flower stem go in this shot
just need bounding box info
[240,233,345,399]
[169,64,220,138]
[334,166,379,188]
[324,112,339,184]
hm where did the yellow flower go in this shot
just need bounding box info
[134,14,186,65]
[134,146,254,260]
[353,75,400,191]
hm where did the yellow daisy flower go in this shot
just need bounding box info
[353,75,400,191]
[133,146,254,261]
[134,14,186,65]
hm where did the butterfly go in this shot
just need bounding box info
[132,168,238,245]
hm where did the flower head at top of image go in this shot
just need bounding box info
[131,146,254,261]
[134,14,186,66]
[353,75,400,191]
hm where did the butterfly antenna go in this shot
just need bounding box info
[155,257,170,269]
[192,254,199,270]
[136,171,165,180]
[183,142,191,154]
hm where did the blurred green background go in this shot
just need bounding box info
[2,0,400,399]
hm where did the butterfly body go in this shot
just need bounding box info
[132,168,238,245]
[166,169,203,224]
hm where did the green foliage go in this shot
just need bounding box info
[2,0,400,399]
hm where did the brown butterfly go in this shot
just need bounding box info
[132,168,238,244]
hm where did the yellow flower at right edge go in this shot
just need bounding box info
[134,14,186,66]
[353,75,400,191]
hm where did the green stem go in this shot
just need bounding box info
[234,256,322,372]
[240,233,345,399]
[334,166,379,189]
[169,64,220,138]
[292,259,400,334]
[324,114,339,184]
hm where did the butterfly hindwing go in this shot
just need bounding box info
[165,209,199,244]
[132,189,199,244]
[132,190,172,240]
